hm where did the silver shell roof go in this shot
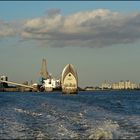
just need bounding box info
[61,64,78,82]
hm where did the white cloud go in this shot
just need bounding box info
[1,9,140,48]
[25,18,44,28]
[0,21,16,37]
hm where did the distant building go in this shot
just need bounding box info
[124,80,131,89]
[1,75,8,81]
[84,86,94,91]
[101,80,111,90]
[112,83,119,89]
[131,83,137,89]
[111,80,138,90]
[118,80,125,89]
[138,84,140,89]
[0,75,8,88]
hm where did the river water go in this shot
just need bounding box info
[0,91,140,139]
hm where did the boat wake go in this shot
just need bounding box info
[87,120,120,139]
[39,102,121,139]
[14,108,42,117]
[1,92,140,139]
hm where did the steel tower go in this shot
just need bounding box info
[40,58,49,79]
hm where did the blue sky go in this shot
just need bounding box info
[0,1,140,87]
[0,1,140,20]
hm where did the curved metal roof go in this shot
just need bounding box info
[61,64,78,82]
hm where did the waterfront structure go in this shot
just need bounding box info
[124,80,131,89]
[0,78,37,91]
[118,80,125,89]
[84,86,95,91]
[38,59,61,92]
[61,64,78,94]
[43,75,60,92]
[38,58,49,86]
[100,80,139,90]
[0,75,8,87]
[112,83,119,89]
[40,58,49,79]
[111,80,138,90]
[1,75,8,81]
[101,80,112,90]
[130,83,137,89]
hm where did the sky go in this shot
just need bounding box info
[0,1,140,87]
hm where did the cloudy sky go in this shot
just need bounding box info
[0,1,140,87]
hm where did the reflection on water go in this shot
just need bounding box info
[0,91,140,139]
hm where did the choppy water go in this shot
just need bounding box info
[0,91,140,139]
